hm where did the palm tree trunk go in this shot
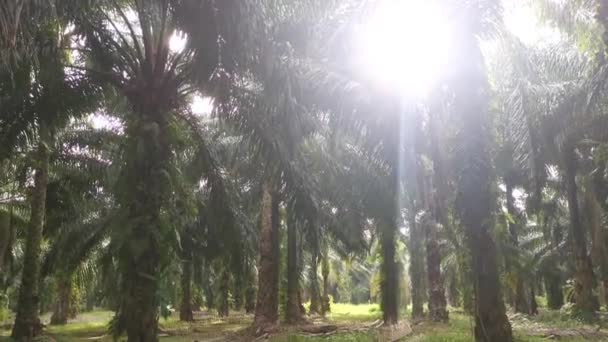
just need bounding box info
[603,280,608,310]
[233,282,243,312]
[12,129,49,340]
[180,258,194,321]
[381,219,399,325]
[467,200,512,342]
[421,160,448,322]
[120,237,160,341]
[244,258,256,314]
[321,243,330,315]
[0,211,10,280]
[447,272,461,308]
[544,271,564,310]
[285,217,302,323]
[271,193,280,313]
[454,20,512,341]
[563,147,598,315]
[408,212,425,320]
[427,113,451,322]
[193,258,203,309]
[505,181,530,314]
[50,274,72,325]
[586,185,608,311]
[217,264,229,317]
[309,251,321,315]
[504,182,515,309]
[530,285,538,315]
[514,280,530,314]
[424,216,448,322]
[253,179,279,331]
[245,287,256,313]
[118,113,169,342]
[233,261,244,311]
[203,260,215,310]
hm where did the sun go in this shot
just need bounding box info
[191,95,214,116]
[169,31,188,53]
[355,0,451,98]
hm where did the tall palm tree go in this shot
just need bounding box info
[11,127,49,339]
[66,0,241,338]
[448,2,513,341]
[1,19,100,338]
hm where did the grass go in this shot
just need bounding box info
[276,305,606,342]
[272,333,376,342]
[1,304,606,341]
[325,303,382,324]
[45,310,113,338]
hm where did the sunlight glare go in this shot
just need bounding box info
[169,32,188,53]
[503,0,560,45]
[90,113,124,133]
[191,96,214,116]
[356,0,451,97]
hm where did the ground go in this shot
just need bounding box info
[1,303,607,341]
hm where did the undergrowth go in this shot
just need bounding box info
[0,304,606,341]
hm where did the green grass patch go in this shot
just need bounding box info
[272,332,375,342]
[402,312,473,342]
[40,310,113,341]
[325,303,381,323]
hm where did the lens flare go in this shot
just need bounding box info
[355,0,451,97]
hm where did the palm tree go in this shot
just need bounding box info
[447,3,513,341]
[1,16,100,337]
[11,133,49,339]
[66,1,228,338]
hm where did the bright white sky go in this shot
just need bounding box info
[168,33,215,116]
[502,0,561,45]
[354,0,558,98]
